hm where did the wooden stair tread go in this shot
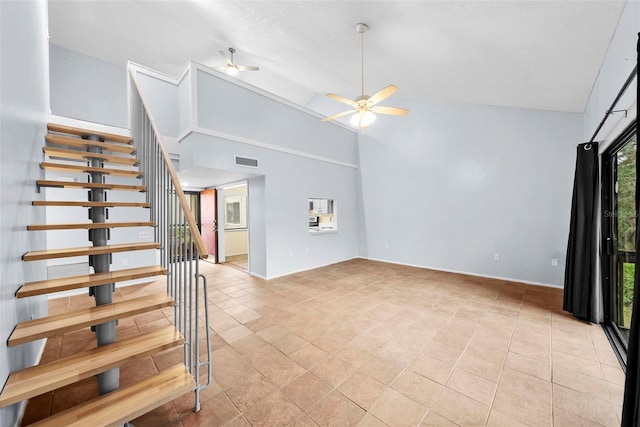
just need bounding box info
[43,146,138,166]
[28,364,194,427]
[17,265,167,298]
[23,242,160,261]
[0,326,182,408]
[8,293,174,346]
[40,162,142,178]
[47,123,133,145]
[36,179,145,192]
[46,134,136,154]
[33,201,150,208]
[28,221,154,231]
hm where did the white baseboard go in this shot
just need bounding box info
[357,256,563,290]
[261,257,360,281]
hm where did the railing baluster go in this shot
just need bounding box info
[129,68,210,413]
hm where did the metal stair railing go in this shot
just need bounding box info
[128,67,211,412]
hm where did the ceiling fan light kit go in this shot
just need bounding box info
[322,23,409,131]
[215,47,259,76]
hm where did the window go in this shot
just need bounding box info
[224,195,247,229]
[309,198,336,233]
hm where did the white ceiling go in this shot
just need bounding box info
[48,0,627,113]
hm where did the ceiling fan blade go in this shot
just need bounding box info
[367,85,398,106]
[321,109,356,122]
[326,93,357,108]
[219,50,233,66]
[371,106,410,116]
[237,65,259,71]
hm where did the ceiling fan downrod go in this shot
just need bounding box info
[356,23,369,98]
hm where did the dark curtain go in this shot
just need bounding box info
[563,141,599,322]
[621,33,640,427]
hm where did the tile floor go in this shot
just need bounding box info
[21,259,625,426]
[224,254,249,272]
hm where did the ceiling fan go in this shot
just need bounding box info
[216,47,259,76]
[322,23,409,130]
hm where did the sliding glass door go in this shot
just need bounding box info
[603,123,637,361]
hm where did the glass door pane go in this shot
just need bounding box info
[611,133,636,345]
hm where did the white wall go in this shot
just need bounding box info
[0,1,50,425]
[308,94,582,287]
[50,44,127,128]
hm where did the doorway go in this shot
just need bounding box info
[221,182,249,271]
[602,122,637,364]
[200,188,217,263]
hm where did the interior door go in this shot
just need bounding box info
[603,124,636,360]
[200,188,217,261]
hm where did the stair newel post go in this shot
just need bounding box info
[87,138,119,395]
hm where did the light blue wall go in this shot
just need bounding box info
[309,94,582,286]
[1,1,50,425]
[180,132,359,279]
[178,69,191,136]
[134,71,179,138]
[181,70,360,278]
[584,0,639,144]
[248,176,267,277]
[49,44,127,128]
[197,70,358,165]
[49,45,181,138]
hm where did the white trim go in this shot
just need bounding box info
[178,128,193,141]
[189,62,198,132]
[191,61,355,133]
[309,230,338,235]
[263,257,360,280]
[127,61,180,85]
[358,257,564,289]
[191,126,358,169]
[48,114,131,137]
[178,62,191,84]
[221,181,248,190]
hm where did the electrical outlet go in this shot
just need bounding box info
[551,258,559,267]
[289,250,294,257]
[122,259,129,266]
[385,242,389,249]
[305,248,309,255]
[139,231,150,238]
[494,253,500,261]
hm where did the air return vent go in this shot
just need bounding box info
[235,155,258,168]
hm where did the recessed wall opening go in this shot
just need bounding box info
[309,198,336,233]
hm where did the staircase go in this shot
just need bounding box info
[0,121,210,426]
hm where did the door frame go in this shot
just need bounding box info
[200,188,218,263]
[601,120,636,369]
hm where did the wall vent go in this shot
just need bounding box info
[235,155,259,168]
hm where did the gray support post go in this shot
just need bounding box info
[87,137,119,395]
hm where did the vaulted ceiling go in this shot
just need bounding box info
[48,1,626,113]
